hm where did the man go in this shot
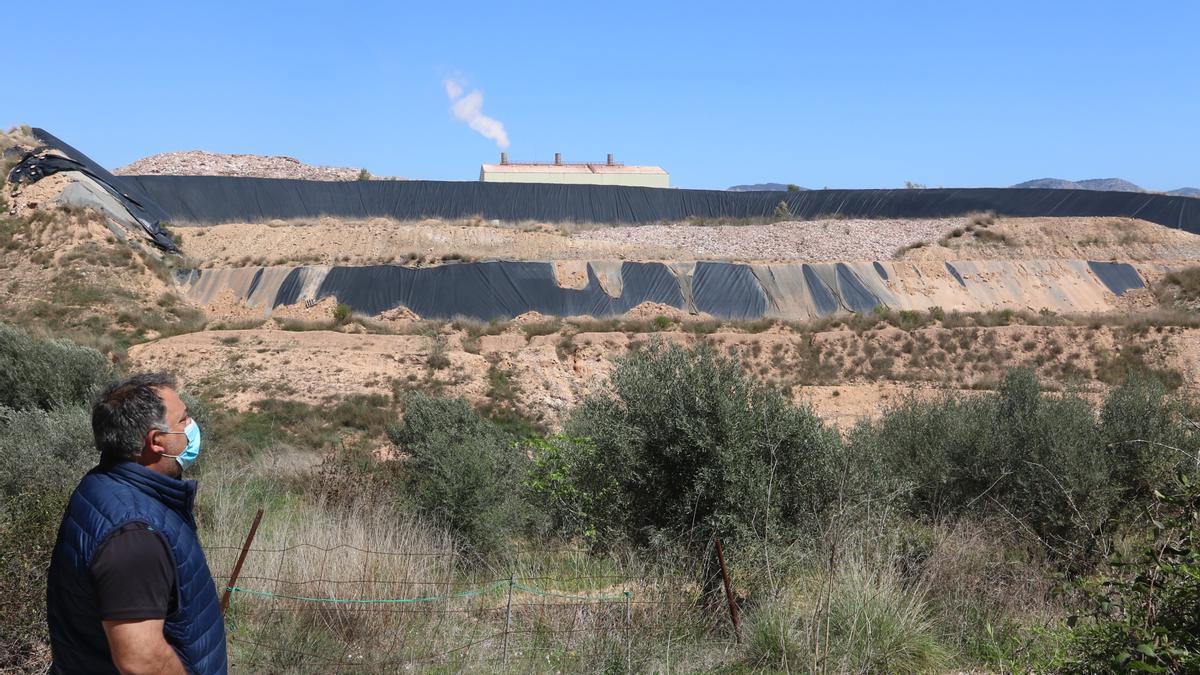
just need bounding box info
[47,373,227,674]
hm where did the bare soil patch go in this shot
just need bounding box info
[179,218,681,266]
[573,218,961,261]
[898,216,1200,261]
[129,322,1199,431]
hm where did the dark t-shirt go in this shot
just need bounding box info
[89,522,177,620]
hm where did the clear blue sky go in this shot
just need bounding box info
[4,1,1197,190]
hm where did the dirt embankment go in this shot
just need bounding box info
[177,218,683,266]
[176,215,1200,268]
[128,321,1198,431]
[0,205,201,356]
[897,216,1200,262]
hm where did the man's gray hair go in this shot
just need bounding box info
[92,373,178,461]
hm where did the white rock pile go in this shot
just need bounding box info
[114,151,401,181]
[573,218,961,261]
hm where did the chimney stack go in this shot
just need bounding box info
[500,152,508,165]
[554,152,562,166]
[607,153,614,166]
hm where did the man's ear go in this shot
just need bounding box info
[142,429,167,462]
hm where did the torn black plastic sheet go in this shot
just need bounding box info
[10,130,178,251]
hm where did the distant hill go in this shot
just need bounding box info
[1012,178,1081,190]
[1013,177,1144,192]
[727,183,806,192]
[1013,177,1198,196]
[1074,178,1145,192]
[726,178,1200,197]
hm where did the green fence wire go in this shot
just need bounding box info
[226,581,631,605]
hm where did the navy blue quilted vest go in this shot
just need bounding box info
[47,460,227,674]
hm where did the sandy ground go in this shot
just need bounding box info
[571,218,960,260]
[177,218,684,266]
[176,215,1200,267]
[899,216,1200,261]
[0,206,175,312]
[128,323,1198,431]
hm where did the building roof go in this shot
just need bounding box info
[481,163,667,175]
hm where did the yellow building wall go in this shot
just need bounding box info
[480,170,669,188]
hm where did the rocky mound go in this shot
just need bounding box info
[114,150,400,181]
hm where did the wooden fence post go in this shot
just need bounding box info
[502,573,515,663]
[714,538,741,643]
[221,508,264,616]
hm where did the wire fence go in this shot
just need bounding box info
[206,537,736,672]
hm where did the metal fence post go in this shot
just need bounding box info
[624,590,633,671]
[714,538,741,643]
[502,572,514,664]
[220,508,264,616]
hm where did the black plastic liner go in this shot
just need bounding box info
[802,265,840,316]
[1087,261,1145,296]
[303,261,687,321]
[692,262,769,320]
[19,128,1199,239]
[10,130,178,251]
[121,173,1200,230]
[182,258,1149,322]
[945,263,967,287]
[835,263,882,312]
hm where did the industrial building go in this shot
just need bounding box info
[479,153,669,188]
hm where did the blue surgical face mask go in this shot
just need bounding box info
[161,420,202,470]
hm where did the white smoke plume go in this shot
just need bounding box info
[443,77,509,150]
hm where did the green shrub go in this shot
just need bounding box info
[560,342,843,548]
[0,322,112,410]
[1061,475,1200,672]
[425,336,451,370]
[332,303,352,324]
[850,369,1189,563]
[0,405,95,670]
[0,405,95,499]
[1099,374,1199,503]
[0,323,107,668]
[525,435,621,542]
[387,393,531,556]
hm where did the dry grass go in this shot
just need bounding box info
[1,125,37,177]
[198,470,712,671]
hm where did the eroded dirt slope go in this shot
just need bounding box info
[177,215,1200,267]
[128,320,1198,430]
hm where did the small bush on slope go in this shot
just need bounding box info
[387,392,533,556]
[0,321,112,410]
